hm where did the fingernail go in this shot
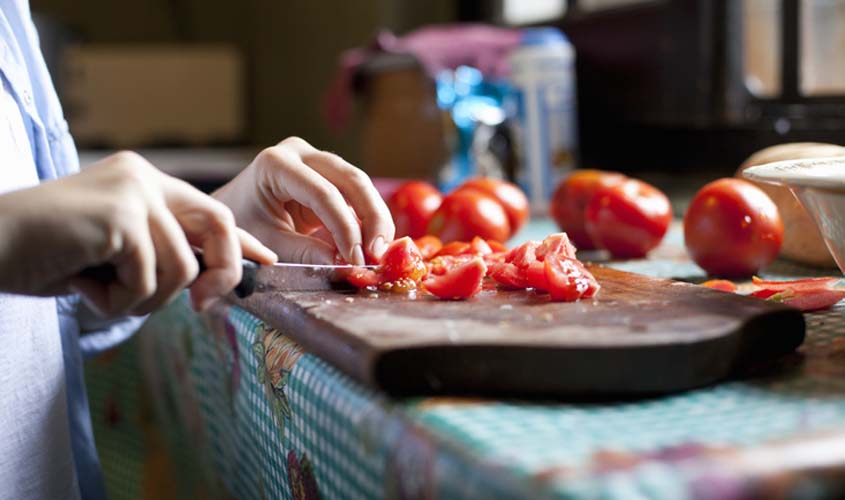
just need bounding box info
[351,244,365,266]
[371,236,387,260]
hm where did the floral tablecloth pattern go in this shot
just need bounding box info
[87,222,845,499]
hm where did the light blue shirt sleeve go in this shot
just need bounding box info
[0,1,145,498]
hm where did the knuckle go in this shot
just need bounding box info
[173,253,200,285]
[281,136,308,148]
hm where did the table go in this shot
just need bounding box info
[89,222,845,499]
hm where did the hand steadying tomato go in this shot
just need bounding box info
[344,236,428,292]
[684,178,782,278]
[388,181,443,239]
[427,189,510,243]
[584,178,672,259]
[550,169,627,250]
[458,177,529,235]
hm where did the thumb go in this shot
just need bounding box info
[257,231,336,265]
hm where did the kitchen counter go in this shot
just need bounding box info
[93,220,845,499]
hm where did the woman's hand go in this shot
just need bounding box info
[213,137,395,265]
[0,151,276,316]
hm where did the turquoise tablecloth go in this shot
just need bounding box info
[91,223,845,499]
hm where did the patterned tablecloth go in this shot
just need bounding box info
[89,223,845,499]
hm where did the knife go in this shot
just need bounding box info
[80,251,375,299]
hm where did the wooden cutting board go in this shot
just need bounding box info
[236,265,805,397]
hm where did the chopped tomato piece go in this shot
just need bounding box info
[525,261,550,291]
[414,235,443,260]
[427,255,473,276]
[486,240,508,253]
[749,288,779,299]
[781,289,845,311]
[488,262,530,289]
[535,233,578,261]
[701,279,738,292]
[544,258,600,301]
[379,236,428,285]
[470,236,493,255]
[423,258,487,300]
[751,276,841,291]
[344,268,380,289]
[435,241,472,257]
[483,251,507,266]
[506,240,540,268]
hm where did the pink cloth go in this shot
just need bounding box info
[322,24,522,131]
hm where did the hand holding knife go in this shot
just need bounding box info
[81,250,374,298]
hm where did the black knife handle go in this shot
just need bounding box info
[79,250,259,299]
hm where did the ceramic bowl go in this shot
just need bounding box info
[743,157,845,275]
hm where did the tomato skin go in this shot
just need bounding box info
[458,177,529,235]
[388,181,443,239]
[423,258,487,300]
[550,170,627,250]
[344,268,380,289]
[435,241,472,257]
[413,235,443,260]
[489,262,530,289]
[486,240,508,253]
[544,258,599,301]
[701,279,738,293]
[684,178,783,278]
[379,236,428,285]
[427,190,511,244]
[584,178,672,259]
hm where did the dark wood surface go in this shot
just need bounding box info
[236,265,805,397]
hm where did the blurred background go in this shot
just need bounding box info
[30,0,845,195]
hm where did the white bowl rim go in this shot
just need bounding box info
[742,156,845,192]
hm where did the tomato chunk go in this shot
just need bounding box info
[701,279,738,292]
[751,276,841,291]
[423,258,487,300]
[380,236,427,284]
[535,233,578,261]
[414,235,443,260]
[343,268,380,289]
[489,262,531,289]
[545,258,600,301]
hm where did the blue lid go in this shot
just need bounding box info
[521,27,568,46]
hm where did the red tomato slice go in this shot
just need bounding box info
[344,268,380,289]
[427,255,473,276]
[379,236,427,284]
[470,236,493,255]
[414,235,443,260]
[506,241,541,268]
[701,279,738,292]
[483,251,507,266]
[525,261,550,291]
[782,289,845,311]
[751,276,841,291]
[544,258,600,301]
[423,258,487,300]
[435,241,472,257]
[487,240,508,253]
[535,233,578,261]
[749,288,779,299]
[489,262,531,289]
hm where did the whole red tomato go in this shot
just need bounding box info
[684,178,783,277]
[549,170,627,249]
[427,189,511,243]
[584,178,672,258]
[387,181,443,239]
[458,177,529,236]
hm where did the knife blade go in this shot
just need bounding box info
[80,251,375,299]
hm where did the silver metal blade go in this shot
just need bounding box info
[240,262,377,297]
